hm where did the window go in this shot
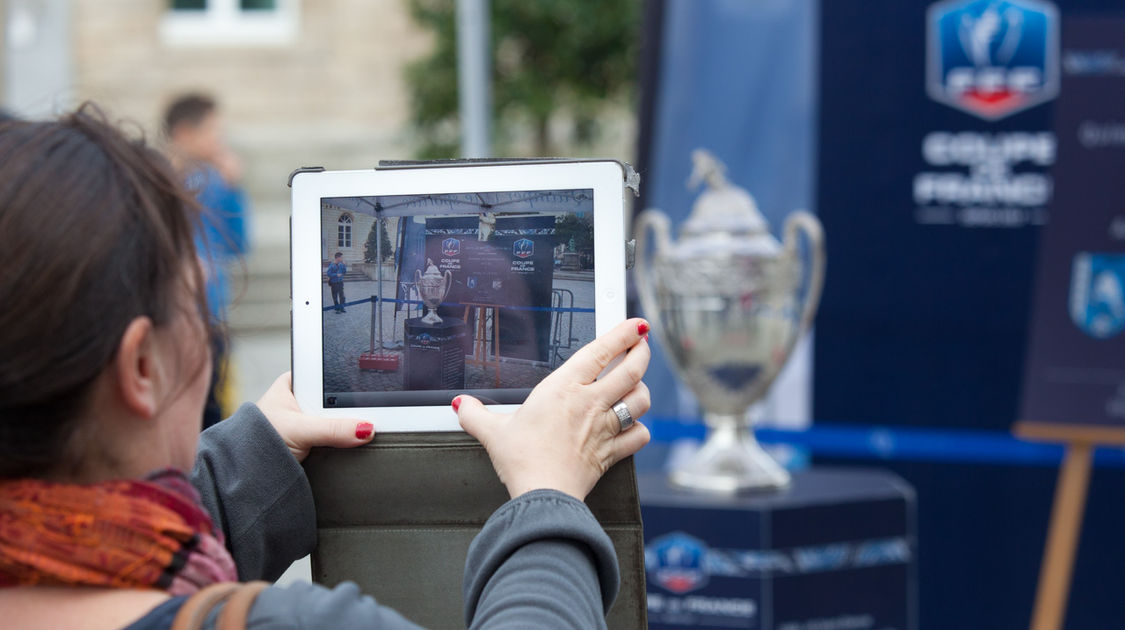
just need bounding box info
[338,214,352,248]
[171,0,277,8]
[161,0,298,47]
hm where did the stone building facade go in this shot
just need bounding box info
[321,204,378,264]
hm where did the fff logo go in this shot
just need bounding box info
[442,238,460,257]
[646,532,709,595]
[513,238,534,259]
[926,0,1059,120]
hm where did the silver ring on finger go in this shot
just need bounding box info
[611,400,635,433]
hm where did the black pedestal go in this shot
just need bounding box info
[640,467,916,630]
[404,317,467,390]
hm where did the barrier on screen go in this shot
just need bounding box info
[321,291,593,376]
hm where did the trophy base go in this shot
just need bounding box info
[669,420,790,493]
[420,309,444,325]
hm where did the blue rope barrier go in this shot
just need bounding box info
[647,418,1125,468]
[322,295,594,314]
[322,297,379,311]
[507,304,595,313]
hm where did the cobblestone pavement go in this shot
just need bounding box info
[322,273,594,393]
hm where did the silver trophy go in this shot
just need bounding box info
[415,258,453,325]
[634,149,825,492]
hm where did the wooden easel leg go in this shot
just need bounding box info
[1030,442,1093,630]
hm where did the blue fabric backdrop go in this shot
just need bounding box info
[639,0,818,422]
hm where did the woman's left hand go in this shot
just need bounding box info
[255,372,374,462]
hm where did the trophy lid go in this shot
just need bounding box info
[675,149,779,259]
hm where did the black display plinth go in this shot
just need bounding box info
[404,317,467,390]
[640,467,916,630]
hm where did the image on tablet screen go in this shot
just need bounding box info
[319,189,596,408]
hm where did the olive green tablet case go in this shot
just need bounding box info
[304,434,647,629]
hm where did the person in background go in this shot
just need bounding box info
[327,252,348,313]
[164,94,251,429]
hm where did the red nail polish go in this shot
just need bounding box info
[452,396,462,412]
[637,321,650,336]
[355,422,374,440]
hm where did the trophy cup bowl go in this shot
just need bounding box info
[634,149,825,493]
[415,258,453,325]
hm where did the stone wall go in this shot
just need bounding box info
[321,204,378,265]
[72,0,428,151]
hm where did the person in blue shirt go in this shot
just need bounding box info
[327,252,348,313]
[164,94,251,428]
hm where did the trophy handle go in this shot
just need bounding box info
[782,211,826,339]
[441,270,453,301]
[414,268,422,286]
[631,209,673,336]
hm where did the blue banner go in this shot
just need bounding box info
[815,0,1063,434]
[1021,17,1125,428]
[637,0,818,423]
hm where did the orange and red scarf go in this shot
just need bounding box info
[0,470,237,595]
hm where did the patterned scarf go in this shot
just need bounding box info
[0,469,237,595]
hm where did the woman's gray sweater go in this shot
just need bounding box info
[186,404,620,629]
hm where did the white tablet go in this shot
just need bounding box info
[290,160,631,431]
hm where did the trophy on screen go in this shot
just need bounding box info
[633,149,826,492]
[415,258,453,325]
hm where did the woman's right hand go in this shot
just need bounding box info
[454,318,652,501]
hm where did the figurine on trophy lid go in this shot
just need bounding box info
[633,149,826,493]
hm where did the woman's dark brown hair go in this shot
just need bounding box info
[0,104,212,478]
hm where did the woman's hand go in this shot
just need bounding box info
[255,372,375,462]
[455,318,652,500]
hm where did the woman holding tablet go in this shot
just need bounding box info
[0,107,651,629]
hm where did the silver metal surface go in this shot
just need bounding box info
[456,0,492,158]
[612,400,635,433]
[414,258,453,325]
[633,149,826,493]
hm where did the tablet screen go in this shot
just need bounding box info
[319,189,596,407]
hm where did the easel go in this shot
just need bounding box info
[1013,421,1125,630]
[463,303,502,387]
